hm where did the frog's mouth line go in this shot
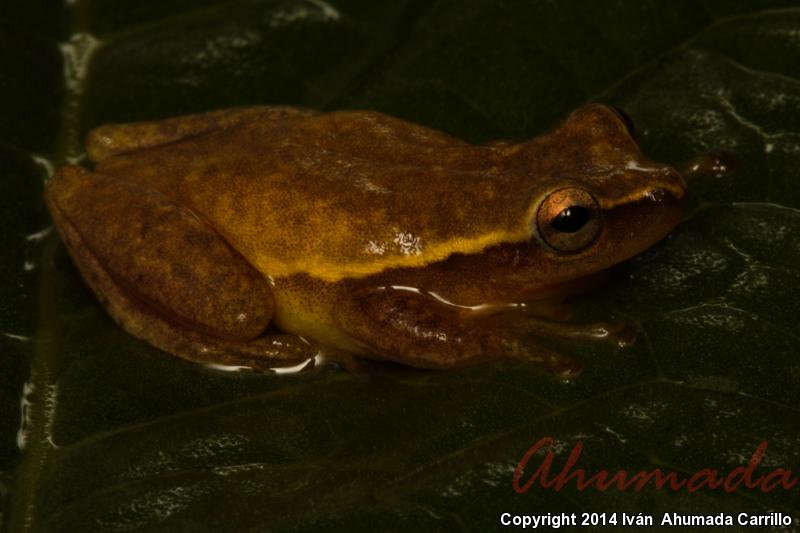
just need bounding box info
[598,178,687,210]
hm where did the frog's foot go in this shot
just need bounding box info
[335,287,586,378]
[46,166,316,371]
[498,313,637,348]
[516,341,584,380]
[86,106,318,162]
[317,349,370,376]
[517,300,573,321]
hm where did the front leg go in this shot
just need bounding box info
[335,287,592,379]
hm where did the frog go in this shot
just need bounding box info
[44,103,687,378]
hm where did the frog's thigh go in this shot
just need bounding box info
[335,287,580,376]
[47,167,318,369]
[87,106,318,162]
[47,165,278,340]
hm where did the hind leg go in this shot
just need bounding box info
[46,165,317,371]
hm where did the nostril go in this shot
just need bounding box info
[644,188,669,203]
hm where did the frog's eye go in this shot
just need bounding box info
[535,188,601,252]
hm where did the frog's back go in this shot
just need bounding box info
[94,110,538,281]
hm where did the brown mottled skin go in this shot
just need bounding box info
[45,104,686,377]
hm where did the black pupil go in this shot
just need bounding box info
[550,206,590,233]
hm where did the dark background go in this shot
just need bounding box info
[1,0,799,531]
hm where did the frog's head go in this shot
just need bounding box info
[481,104,688,299]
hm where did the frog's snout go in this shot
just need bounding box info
[641,176,686,216]
[645,188,670,203]
[652,165,688,202]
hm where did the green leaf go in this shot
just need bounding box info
[3,1,800,531]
